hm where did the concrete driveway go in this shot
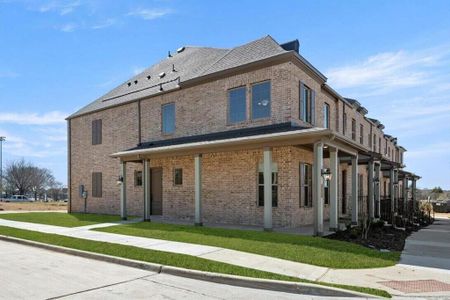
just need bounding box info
[400,217,450,270]
[0,240,348,300]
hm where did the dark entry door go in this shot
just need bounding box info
[151,168,163,215]
[342,170,347,214]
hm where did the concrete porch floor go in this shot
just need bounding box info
[141,215,335,236]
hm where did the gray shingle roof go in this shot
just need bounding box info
[69,35,288,119]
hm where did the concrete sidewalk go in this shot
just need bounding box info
[1,217,449,297]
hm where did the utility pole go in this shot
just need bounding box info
[0,136,5,199]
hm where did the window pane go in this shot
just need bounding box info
[252,81,271,119]
[135,171,142,186]
[228,87,246,123]
[162,103,175,134]
[174,168,183,185]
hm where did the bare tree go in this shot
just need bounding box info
[4,159,55,199]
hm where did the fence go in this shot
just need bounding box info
[380,196,392,223]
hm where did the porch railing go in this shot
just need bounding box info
[380,196,392,224]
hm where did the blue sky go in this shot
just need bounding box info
[1,0,449,189]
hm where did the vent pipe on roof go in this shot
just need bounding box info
[159,83,163,91]
[280,39,300,53]
[177,46,185,53]
[168,51,172,58]
[172,64,176,72]
[147,75,151,80]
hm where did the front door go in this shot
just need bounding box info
[342,170,347,214]
[151,168,163,215]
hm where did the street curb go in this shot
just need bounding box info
[0,234,378,298]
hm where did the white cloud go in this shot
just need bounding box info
[127,8,173,20]
[0,111,67,125]
[326,46,450,94]
[38,0,81,15]
[91,18,117,30]
[57,22,78,32]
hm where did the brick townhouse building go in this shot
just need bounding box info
[67,36,420,235]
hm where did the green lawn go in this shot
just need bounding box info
[0,225,390,298]
[0,212,123,227]
[96,222,400,269]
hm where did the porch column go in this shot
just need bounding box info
[368,160,375,220]
[263,147,273,231]
[143,159,151,221]
[351,155,358,225]
[374,163,381,218]
[412,178,417,212]
[329,147,338,231]
[120,161,127,220]
[313,142,324,235]
[194,154,202,226]
[389,168,395,223]
[403,177,408,216]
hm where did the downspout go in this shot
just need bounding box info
[67,119,72,213]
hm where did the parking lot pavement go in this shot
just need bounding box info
[0,240,347,300]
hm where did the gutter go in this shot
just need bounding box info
[111,128,331,158]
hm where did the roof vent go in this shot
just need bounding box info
[280,39,300,54]
[159,83,163,91]
[134,80,138,84]
[147,75,151,80]
[127,82,131,87]
[172,64,176,72]
[168,51,172,58]
[159,72,166,79]
[177,46,185,53]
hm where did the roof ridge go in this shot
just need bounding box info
[200,35,279,76]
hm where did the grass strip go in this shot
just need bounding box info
[96,221,400,269]
[0,212,123,227]
[0,225,390,298]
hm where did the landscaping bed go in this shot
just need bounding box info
[326,224,410,252]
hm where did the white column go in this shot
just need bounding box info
[403,177,408,215]
[143,159,151,221]
[351,155,358,225]
[389,168,395,223]
[263,147,273,231]
[329,148,338,231]
[412,178,417,212]
[375,163,381,218]
[313,142,324,235]
[368,160,375,219]
[195,154,202,226]
[120,161,127,220]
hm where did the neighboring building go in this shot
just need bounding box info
[67,36,420,235]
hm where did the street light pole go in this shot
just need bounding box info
[0,136,5,199]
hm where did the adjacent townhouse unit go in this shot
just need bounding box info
[67,36,420,235]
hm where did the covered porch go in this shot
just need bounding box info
[111,124,367,236]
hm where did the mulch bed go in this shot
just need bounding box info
[326,224,413,252]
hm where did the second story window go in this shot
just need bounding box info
[360,124,364,144]
[373,134,377,152]
[343,113,347,135]
[162,103,175,134]
[228,87,246,124]
[351,118,356,141]
[251,81,271,119]
[379,137,381,153]
[92,119,102,145]
[323,103,330,129]
[300,82,315,125]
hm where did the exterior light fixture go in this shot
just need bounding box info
[321,168,332,181]
[373,177,380,183]
[116,176,123,186]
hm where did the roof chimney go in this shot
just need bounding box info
[280,39,300,53]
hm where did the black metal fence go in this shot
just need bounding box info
[380,196,392,223]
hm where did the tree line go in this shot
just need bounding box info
[1,159,65,201]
